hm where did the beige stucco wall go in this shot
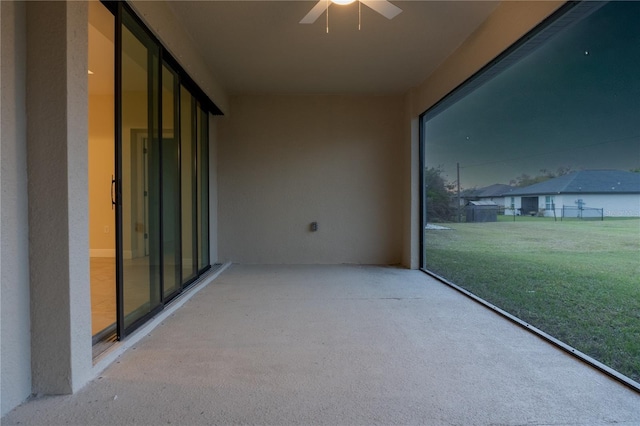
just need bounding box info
[410,1,564,117]
[218,95,405,265]
[26,0,92,399]
[1,1,32,417]
[401,112,420,269]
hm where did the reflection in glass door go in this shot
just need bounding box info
[112,3,216,339]
[162,64,181,298]
[181,86,198,284]
[118,8,162,333]
[198,106,210,272]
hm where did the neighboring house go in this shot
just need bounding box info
[506,170,640,217]
[463,184,515,212]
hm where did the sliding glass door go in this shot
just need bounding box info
[118,7,162,332]
[89,1,116,341]
[198,105,210,273]
[113,2,216,339]
[181,86,198,283]
[162,63,181,299]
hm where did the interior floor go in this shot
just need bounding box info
[90,256,201,337]
[90,257,116,336]
[90,255,161,336]
[10,264,640,425]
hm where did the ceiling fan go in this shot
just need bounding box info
[300,0,402,25]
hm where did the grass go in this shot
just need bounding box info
[424,217,640,383]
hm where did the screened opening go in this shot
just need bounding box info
[420,1,640,387]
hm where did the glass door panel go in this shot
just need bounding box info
[162,64,181,298]
[119,9,161,331]
[110,3,217,340]
[89,0,116,340]
[197,104,210,272]
[181,86,198,283]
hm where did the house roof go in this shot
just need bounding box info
[508,170,640,196]
[465,183,514,198]
[468,200,498,206]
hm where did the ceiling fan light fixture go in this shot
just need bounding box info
[300,0,401,25]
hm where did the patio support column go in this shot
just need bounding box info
[26,0,92,395]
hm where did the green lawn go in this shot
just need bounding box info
[425,218,640,383]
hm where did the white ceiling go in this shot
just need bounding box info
[166,1,500,95]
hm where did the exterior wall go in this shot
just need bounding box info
[505,196,520,216]
[218,95,404,265]
[511,194,639,217]
[1,1,32,417]
[26,0,93,396]
[556,194,639,217]
[591,194,639,217]
[540,196,556,218]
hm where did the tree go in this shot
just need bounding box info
[509,166,574,187]
[424,166,456,222]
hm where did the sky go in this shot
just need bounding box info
[423,1,640,189]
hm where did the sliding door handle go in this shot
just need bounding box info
[111,175,116,210]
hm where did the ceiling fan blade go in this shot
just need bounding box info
[300,1,329,24]
[359,0,402,20]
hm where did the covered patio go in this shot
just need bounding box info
[3,265,639,425]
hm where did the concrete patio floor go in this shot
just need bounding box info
[3,264,639,425]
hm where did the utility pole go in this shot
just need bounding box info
[457,162,461,222]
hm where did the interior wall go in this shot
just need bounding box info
[217,95,404,265]
[120,91,148,259]
[88,94,115,256]
[1,1,32,417]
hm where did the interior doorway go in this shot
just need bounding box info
[88,1,116,341]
